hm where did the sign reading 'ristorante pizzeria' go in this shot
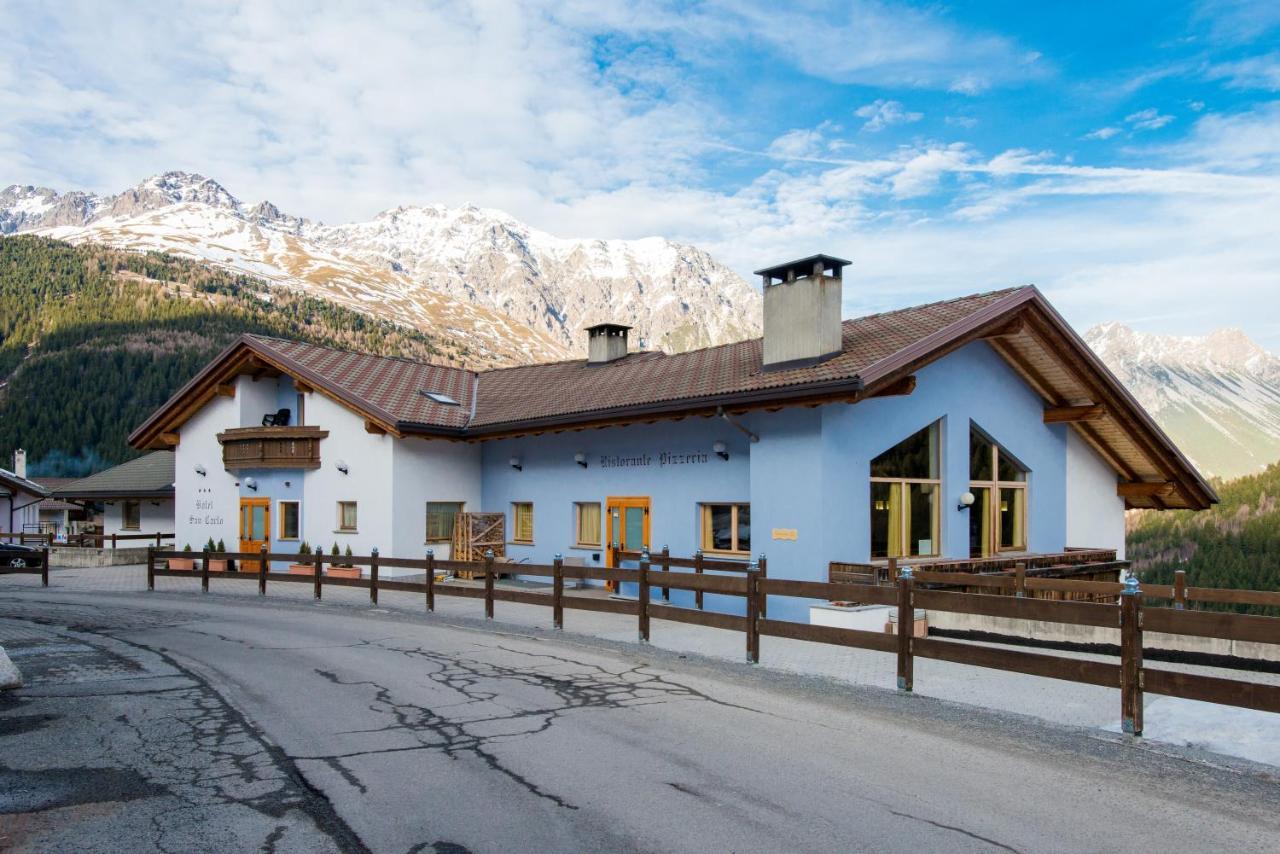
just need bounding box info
[599,451,712,468]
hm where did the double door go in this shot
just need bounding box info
[239,497,270,571]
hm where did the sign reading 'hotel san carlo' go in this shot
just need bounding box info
[599,451,712,468]
[188,485,225,528]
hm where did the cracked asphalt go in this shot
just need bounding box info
[2,589,1279,853]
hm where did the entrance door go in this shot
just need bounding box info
[605,496,650,580]
[239,497,270,571]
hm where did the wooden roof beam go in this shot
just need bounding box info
[1044,404,1105,424]
[364,420,388,435]
[158,432,180,447]
[1118,481,1176,498]
[983,316,1026,339]
[869,375,916,398]
[214,383,236,398]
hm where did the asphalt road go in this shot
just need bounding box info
[2,589,1279,853]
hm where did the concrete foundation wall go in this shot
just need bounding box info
[49,546,152,567]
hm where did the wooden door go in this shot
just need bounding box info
[239,497,270,571]
[605,496,650,581]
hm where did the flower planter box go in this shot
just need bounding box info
[208,559,231,572]
[168,558,196,571]
[326,566,361,579]
[288,563,317,575]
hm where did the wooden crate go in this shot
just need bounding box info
[452,512,505,578]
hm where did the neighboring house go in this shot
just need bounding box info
[0,450,50,535]
[33,477,95,537]
[54,452,175,539]
[128,255,1215,621]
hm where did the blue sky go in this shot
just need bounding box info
[2,1,1279,348]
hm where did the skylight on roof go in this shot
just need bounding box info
[421,390,460,406]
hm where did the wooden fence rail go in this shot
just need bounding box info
[117,547,1280,733]
[0,546,49,586]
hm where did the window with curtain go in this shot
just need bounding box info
[512,502,534,544]
[426,502,464,543]
[122,500,141,531]
[699,503,750,554]
[969,426,1028,558]
[869,422,940,559]
[337,501,358,532]
[574,502,602,547]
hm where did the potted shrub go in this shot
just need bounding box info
[169,543,195,571]
[206,537,230,572]
[288,541,315,574]
[327,541,360,579]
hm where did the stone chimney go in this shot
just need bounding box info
[13,448,26,479]
[755,254,850,370]
[586,323,631,365]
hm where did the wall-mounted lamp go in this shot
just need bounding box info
[574,452,588,468]
[957,491,975,512]
[244,477,258,492]
[510,455,523,472]
[336,460,349,475]
[194,464,207,477]
[713,440,729,461]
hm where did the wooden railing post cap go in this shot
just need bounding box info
[641,546,650,559]
[1121,573,1140,596]
[553,553,562,560]
[371,547,379,556]
[898,565,913,580]
[484,548,494,558]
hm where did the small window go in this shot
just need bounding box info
[574,502,602,548]
[122,500,141,531]
[279,501,300,540]
[511,502,534,544]
[700,503,750,555]
[969,423,1029,557]
[337,501,358,532]
[421,390,460,406]
[426,501,464,543]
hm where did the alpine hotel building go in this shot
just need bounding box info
[130,256,1215,621]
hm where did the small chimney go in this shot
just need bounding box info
[586,323,631,365]
[13,448,26,479]
[755,254,850,370]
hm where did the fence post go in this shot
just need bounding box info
[112,532,118,550]
[757,553,768,618]
[553,554,564,630]
[201,548,210,593]
[745,560,760,664]
[369,547,380,605]
[41,547,49,587]
[888,556,898,584]
[896,566,914,692]
[258,544,268,595]
[638,547,651,643]
[694,549,704,610]
[147,545,155,591]
[1014,562,1026,598]
[1174,570,1186,610]
[484,549,495,620]
[659,545,670,602]
[313,552,324,600]
[1120,574,1144,736]
[425,550,435,612]
[156,532,162,547]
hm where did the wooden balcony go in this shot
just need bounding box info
[217,426,329,471]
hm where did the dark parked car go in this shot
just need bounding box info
[0,542,40,568]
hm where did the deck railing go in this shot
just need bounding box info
[125,545,1280,736]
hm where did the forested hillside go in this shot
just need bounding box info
[0,236,463,475]
[1128,464,1280,609]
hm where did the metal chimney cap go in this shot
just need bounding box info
[754,254,851,284]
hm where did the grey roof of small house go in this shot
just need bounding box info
[0,467,50,499]
[54,451,175,499]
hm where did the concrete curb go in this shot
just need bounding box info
[0,644,23,690]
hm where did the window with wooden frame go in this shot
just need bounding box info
[870,421,940,559]
[574,502,602,548]
[337,501,358,533]
[279,500,300,540]
[969,425,1028,558]
[699,503,750,555]
[425,501,464,544]
[511,502,534,544]
[122,500,141,531]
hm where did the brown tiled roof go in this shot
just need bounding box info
[245,337,475,429]
[470,288,1023,427]
[34,478,79,511]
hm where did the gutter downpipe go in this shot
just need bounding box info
[717,407,759,444]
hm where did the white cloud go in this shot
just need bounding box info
[1206,52,1280,90]
[855,99,923,132]
[1084,126,1122,140]
[1126,108,1176,131]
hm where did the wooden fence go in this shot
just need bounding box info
[0,546,49,585]
[134,545,1280,736]
[66,532,174,549]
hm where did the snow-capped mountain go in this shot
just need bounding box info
[1,172,761,364]
[1086,323,1280,479]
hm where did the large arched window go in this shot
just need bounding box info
[969,425,1028,558]
[870,421,940,559]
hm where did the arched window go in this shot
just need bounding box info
[969,425,1028,558]
[870,421,940,559]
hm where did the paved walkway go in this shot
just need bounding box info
[5,563,1279,768]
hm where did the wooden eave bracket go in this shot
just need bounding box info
[158,432,180,447]
[1044,404,1106,424]
[869,375,917,398]
[1117,481,1176,498]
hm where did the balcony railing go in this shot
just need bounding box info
[217,426,329,471]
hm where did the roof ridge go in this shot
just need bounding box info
[247,333,477,376]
